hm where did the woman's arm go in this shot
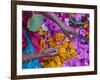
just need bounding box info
[44,12,75,35]
[22,48,58,63]
[22,53,43,63]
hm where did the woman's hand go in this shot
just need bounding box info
[22,48,58,63]
[42,48,59,57]
[44,12,76,40]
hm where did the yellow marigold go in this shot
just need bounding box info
[40,44,47,50]
[49,42,55,47]
[54,56,62,66]
[71,52,77,58]
[70,49,76,54]
[69,49,77,58]
[66,53,71,60]
[54,44,61,49]
[58,48,67,60]
[49,60,56,67]
[40,39,46,44]
[59,47,66,54]
[69,43,75,49]
[62,40,68,48]
[59,53,67,60]
[40,39,47,50]
[47,36,55,47]
[55,32,65,42]
[48,36,53,41]
[39,28,46,35]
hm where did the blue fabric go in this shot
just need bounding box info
[22,30,42,69]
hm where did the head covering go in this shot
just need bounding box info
[28,14,44,32]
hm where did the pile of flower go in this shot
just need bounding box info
[38,28,77,68]
[39,13,90,67]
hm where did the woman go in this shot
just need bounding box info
[22,12,76,69]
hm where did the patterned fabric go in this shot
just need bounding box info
[22,29,42,69]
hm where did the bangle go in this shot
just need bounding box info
[27,54,32,61]
[23,55,27,63]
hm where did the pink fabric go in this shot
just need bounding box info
[29,32,40,53]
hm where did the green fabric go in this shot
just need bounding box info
[29,14,44,32]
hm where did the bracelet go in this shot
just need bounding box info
[27,54,32,61]
[23,55,27,63]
